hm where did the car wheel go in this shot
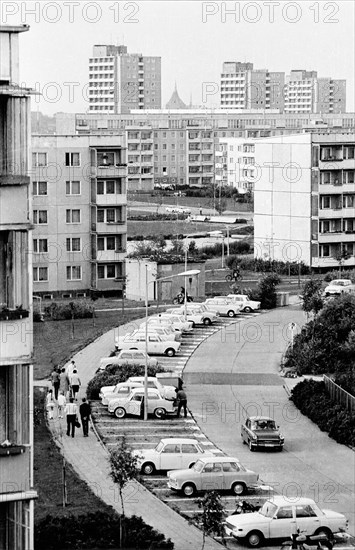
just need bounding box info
[232,482,246,496]
[114,407,126,419]
[241,434,246,444]
[142,462,155,475]
[244,306,252,313]
[154,407,166,419]
[249,440,255,452]
[227,310,235,318]
[246,530,264,548]
[188,462,195,469]
[165,348,175,357]
[203,318,212,326]
[182,483,196,497]
[314,528,333,540]
[277,446,283,452]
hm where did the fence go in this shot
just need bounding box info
[324,375,355,413]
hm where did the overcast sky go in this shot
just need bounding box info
[3,0,354,114]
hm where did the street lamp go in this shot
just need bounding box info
[143,265,200,420]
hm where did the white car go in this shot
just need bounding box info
[152,314,193,332]
[115,331,181,357]
[203,298,241,318]
[166,206,191,214]
[108,387,177,419]
[145,317,184,335]
[323,279,354,296]
[126,376,176,400]
[99,381,143,405]
[98,351,158,371]
[134,325,182,342]
[224,496,348,548]
[226,294,261,313]
[170,306,218,326]
[134,438,214,475]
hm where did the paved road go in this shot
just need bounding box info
[184,305,355,531]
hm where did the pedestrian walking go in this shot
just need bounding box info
[46,389,55,420]
[51,367,60,400]
[65,359,76,379]
[176,386,188,418]
[69,369,81,400]
[79,397,91,437]
[57,391,66,418]
[59,367,69,399]
[65,398,78,437]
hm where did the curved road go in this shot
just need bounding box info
[184,305,355,531]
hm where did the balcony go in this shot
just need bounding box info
[0,174,30,186]
[95,194,127,206]
[319,208,343,219]
[92,165,127,178]
[96,221,127,234]
[0,316,32,363]
[319,184,343,194]
[97,250,126,262]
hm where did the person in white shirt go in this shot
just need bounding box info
[57,391,66,418]
[69,369,81,400]
[46,389,54,420]
[64,398,78,437]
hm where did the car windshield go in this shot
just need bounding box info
[259,501,278,517]
[155,441,164,452]
[193,460,204,473]
[254,420,276,430]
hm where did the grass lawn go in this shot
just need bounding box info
[128,193,252,213]
[127,219,248,239]
[33,388,115,521]
[33,308,145,380]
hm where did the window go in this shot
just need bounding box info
[343,195,354,208]
[320,244,330,257]
[107,209,115,222]
[66,209,81,223]
[33,267,48,282]
[181,444,198,454]
[97,152,114,166]
[97,210,104,222]
[276,506,293,519]
[65,152,80,166]
[162,444,180,453]
[32,152,47,167]
[33,239,48,253]
[106,180,115,193]
[33,210,48,224]
[66,266,82,280]
[320,196,331,209]
[107,265,116,278]
[66,238,81,252]
[0,365,30,447]
[98,265,105,278]
[107,236,115,250]
[33,181,47,195]
[66,181,81,195]
[295,505,316,518]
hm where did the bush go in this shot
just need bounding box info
[323,269,355,282]
[44,301,94,321]
[256,273,281,309]
[35,512,174,549]
[236,258,310,275]
[87,363,168,400]
[291,379,355,447]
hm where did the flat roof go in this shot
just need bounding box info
[0,25,29,33]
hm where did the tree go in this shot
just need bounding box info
[215,198,227,215]
[188,240,198,256]
[302,279,324,317]
[195,491,225,550]
[256,273,281,309]
[334,247,351,276]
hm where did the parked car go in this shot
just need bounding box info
[134,325,182,342]
[115,331,181,357]
[99,381,143,405]
[134,438,214,475]
[108,387,177,419]
[241,416,284,451]
[224,495,348,548]
[226,294,261,313]
[170,305,218,326]
[166,206,191,214]
[323,279,354,296]
[145,316,185,334]
[126,376,177,400]
[152,313,193,332]
[167,456,259,497]
[98,351,158,371]
[203,298,241,318]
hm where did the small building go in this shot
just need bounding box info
[126,258,205,302]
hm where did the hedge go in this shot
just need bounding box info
[35,512,174,549]
[291,379,355,447]
[44,301,95,320]
[87,363,168,400]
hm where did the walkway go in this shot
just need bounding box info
[40,319,222,550]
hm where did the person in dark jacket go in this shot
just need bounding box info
[51,367,60,400]
[176,387,188,418]
[79,397,91,437]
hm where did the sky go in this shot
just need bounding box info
[2,0,354,114]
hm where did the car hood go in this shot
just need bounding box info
[100,385,115,394]
[225,512,268,528]
[168,468,195,479]
[322,509,346,520]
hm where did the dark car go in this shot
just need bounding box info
[241,416,284,452]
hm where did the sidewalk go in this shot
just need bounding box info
[40,318,222,550]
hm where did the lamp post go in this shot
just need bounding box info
[143,266,200,420]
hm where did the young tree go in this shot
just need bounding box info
[195,491,226,550]
[256,273,281,309]
[302,279,324,317]
[109,437,140,517]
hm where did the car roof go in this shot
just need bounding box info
[160,438,200,445]
[268,496,316,506]
[248,416,275,421]
[128,376,157,382]
[197,456,239,463]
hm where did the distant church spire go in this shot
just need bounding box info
[166,83,187,109]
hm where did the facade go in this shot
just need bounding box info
[72,110,354,192]
[254,134,355,270]
[0,25,37,550]
[220,63,346,114]
[216,138,256,193]
[88,45,161,114]
[284,70,346,114]
[31,134,127,297]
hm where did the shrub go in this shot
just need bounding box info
[256,273,281,309]
[86,363,168,400]
[291,379,355,447]
[323,269,355,282]
[44,301,94,320]
[35,512,174,549]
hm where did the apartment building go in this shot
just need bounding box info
[31,134,127,297]
[88,44,161,114]
[253,134,355,269]
[72,110,354,192]
[284,70,346,114]
[0,25,37,549]
[216,138,256,193]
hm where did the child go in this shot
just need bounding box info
[57,391,66,419]
[46,389,55,420]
